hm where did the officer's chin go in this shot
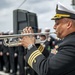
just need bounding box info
[56,33,61,39]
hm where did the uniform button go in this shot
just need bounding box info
[33,59,36,63]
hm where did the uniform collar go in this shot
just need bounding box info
[64,32,75,40]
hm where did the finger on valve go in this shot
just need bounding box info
[23,27,28,33]
[28,26,34,33]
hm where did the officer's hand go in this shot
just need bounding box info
[20,27,35,48]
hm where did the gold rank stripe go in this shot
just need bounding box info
[28,50,40,66]
[38,45,44,52]
[54,14,70,18]
[28,50,42,68]
[30,52,42,67]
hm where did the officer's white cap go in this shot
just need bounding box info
[51,2,75,20]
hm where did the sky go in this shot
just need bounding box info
[0,0,72,33]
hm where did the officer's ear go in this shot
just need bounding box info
[66,20,72,29]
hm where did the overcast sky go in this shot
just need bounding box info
[0,0,72,33]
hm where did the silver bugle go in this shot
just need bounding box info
[0,32,55,47]
[0,32,55,39]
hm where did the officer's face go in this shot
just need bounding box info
[53,18,69,39]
